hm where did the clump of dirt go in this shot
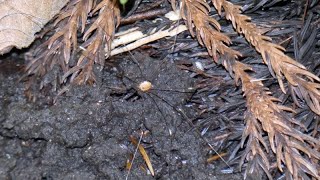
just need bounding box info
[0,53,243,179]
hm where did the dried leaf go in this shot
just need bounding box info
[0,0,69,54]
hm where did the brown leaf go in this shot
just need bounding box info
[0,0,69,54]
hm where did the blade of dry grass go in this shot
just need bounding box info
[207,152,227,163]
[130,135,155,176]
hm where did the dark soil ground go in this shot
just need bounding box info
[1,1,319,179]
[0,51,243,179]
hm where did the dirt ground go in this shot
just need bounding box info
[2,0,317,179]
[0,51,244,179]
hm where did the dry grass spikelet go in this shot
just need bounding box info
[71,0,120,85]
[24,0,120,92]
[232,60,320,179]
[175,0,241,61]
[175,0,320,178]
[212,0,320,115]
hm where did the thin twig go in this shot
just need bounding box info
[126,131,144,180]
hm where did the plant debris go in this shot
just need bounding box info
[130,134,155,177]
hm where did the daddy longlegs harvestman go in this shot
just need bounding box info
[109,50,195,137]
[109,50,232,176]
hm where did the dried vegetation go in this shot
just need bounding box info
[23,0,320,179]
[25,0,120,96]
[173,0,320,179]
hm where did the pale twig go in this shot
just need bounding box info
[108,9,186,56]
[110,25,187,56]
[126,131,144,180]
